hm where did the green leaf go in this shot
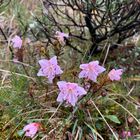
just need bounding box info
[72,119,78,135]
[105,115,121,124]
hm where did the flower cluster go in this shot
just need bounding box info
[22,57,123,138]
[22,31,123,138]
[37,56,123,107]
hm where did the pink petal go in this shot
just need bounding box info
[68,94,78,106]
[89,61,99,66]
[47,74,55,83]
[61,33,69,38]
[96,65,106,74]
[38,59,48,68]
[37,69,46,76]
[78,71,87,78]
[127,132,131,137]
[76,86,87,96]
[57,81,67,89]
[50,56,57,65]
[79,64,88,69]
[57,92,64,102]
[55,66,63,75]
[88,72,97,82]
[117,69,123,75]
[11,35,22,49]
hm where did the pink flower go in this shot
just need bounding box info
[79,61,106,82]
[23,123,40,138]
[11,35,22,49]
[122,130,132,138]
[37,56,63,83]
[57,81,87,106]
[55,31,69,45]
[108,69,123,81]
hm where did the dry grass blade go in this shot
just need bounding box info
[0,68,35,81]
[127,77,140,81]
[84,122,104,140]
[90,100,118,140]
[108,98,140,125]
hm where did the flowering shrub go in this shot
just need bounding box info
[26,55,123,138]
[36,57,123,107]
[22,56,124,138]
[0,1,139,140]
